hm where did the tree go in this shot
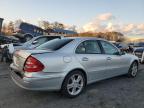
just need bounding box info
[1,23,7,35]
[51,22,64,29]
[38,20,51,30]
[7,21,14,35]
[68,25,77,32]
[104,32,124,41]
[14,19,23,27]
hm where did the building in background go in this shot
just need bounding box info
[13,22,77,41]
[53,28,77,36]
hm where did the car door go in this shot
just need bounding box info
[100,40,129,77]
[75,40,108,83]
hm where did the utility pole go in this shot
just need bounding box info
[0,18,4,35]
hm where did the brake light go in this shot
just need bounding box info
[24,56,44,72]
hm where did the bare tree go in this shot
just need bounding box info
[38,20,51,30]
[51,22,65,29]
[7,21,14,35]
[68,25,77,32]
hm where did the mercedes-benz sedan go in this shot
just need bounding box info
[10,37,139,97]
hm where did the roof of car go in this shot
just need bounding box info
[67,36,106,41]
[34,35,63,38]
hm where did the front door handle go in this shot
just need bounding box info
[107,57,112,61]
[82,57,89,61]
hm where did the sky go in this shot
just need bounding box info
[0,0,144,37]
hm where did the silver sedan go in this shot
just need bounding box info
[10,37,139,97]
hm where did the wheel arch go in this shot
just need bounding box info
[129,59,139,69]
[131,59,139,65]
[133,60,139,66]
[61,68,88,89]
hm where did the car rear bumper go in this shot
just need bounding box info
[10,64,64,91]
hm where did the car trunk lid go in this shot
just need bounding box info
[13,50,53,71]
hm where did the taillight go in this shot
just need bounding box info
[24,56,44,72]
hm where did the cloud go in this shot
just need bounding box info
[82,13,116,32]
[137,24,144,30]
[83,21,101,32]
[81,13,144,36]
[122,24,144,35]
[123,24,136,33]
[97,13,115,21]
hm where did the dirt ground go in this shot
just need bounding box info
[0,62,144,108]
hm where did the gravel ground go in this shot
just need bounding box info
[0,62,144,108]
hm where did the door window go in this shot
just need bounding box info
[76,40,101,54]
[100,41,119,55]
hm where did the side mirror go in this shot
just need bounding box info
[32,41,38,45]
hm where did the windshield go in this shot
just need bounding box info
[36,38,74,51]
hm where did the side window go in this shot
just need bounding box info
[76,40,101,54]
[35,37,48,46]
[100,41,118,55]
[76,42,85,54]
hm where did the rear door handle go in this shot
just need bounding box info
[82,57,89,61]
[107,57,112,61]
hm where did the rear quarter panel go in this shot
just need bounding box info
[32,52,86,78]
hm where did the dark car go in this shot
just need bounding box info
[0,35,20,53]
[134,42,144,48]
[134,47,144,63]
[112,42,129,52]
[0,35,19,45]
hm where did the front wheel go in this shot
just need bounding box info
[127,62,138,78]
[61,70,86,98]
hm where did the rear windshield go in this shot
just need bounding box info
[36,38,73,51]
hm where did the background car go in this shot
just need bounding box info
[0,35,20,53]
[134,42,144,48]
[0,35,19,45]
[134,47,144,63]
[111,42,129,52]
[9,35,64,54]
[10,37,139,98]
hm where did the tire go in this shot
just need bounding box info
[61,70,86,98]
[127,61,138,78]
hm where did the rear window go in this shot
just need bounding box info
[36,39,73,51]
[46,36,61,40]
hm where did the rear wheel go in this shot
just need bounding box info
[127,61,138,78]
[61,70,86,98]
